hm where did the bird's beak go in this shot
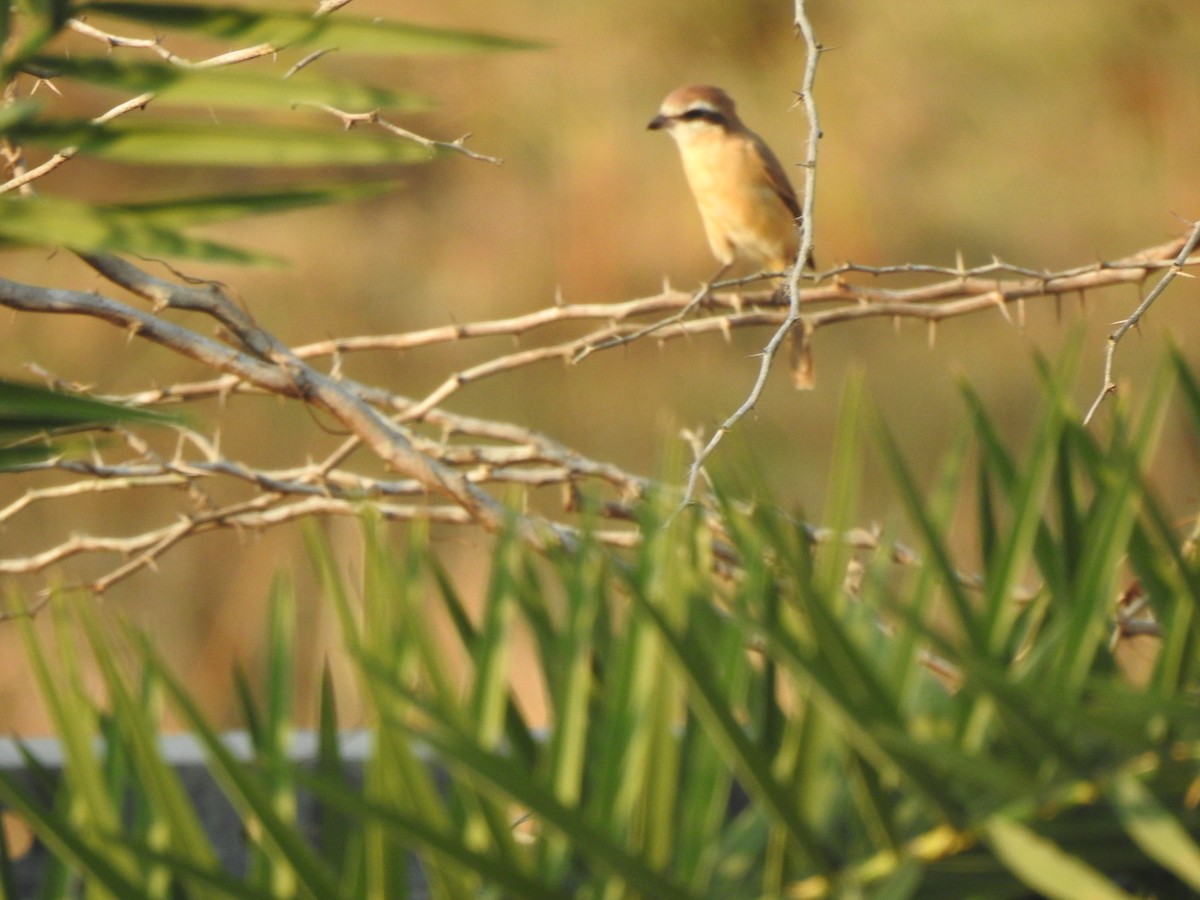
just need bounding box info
[647,113,669,131]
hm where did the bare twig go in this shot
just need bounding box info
[303,103,504,165]
[285,48,338,78]
[570,267,751,363]
[315,0,356,15]
[0,23,275,195]
[66,19,188,65]
[1083,219,1200,425]
[1,8,500,195]
[680,0,825,506]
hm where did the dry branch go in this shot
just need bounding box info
[1083,219,1200,424]
[0,227,1195,606]
[0,5,492,198]
[272,234,1199,427]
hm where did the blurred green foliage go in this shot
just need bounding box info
[0,0,533,261]
[0,351,1198,896]
[0,377,175,467]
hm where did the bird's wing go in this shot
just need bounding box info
[753,135,802,219]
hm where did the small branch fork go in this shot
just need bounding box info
[304,104,501,165]
[1083,218,1200,425]
[0,4,496,197]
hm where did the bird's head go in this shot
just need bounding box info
[647,85,742,138]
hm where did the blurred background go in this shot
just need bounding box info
[1,0,1198,732]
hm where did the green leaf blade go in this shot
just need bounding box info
[12,117,436,166]
[29,54,428,112]
[81,3,543,55]
[982,816,1135,900]
[0,194,281,263]
[1107,772,1200,891]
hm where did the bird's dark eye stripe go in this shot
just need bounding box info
[680,108,725,125]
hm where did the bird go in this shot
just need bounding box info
[648,84,805,279]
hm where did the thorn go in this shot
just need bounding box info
[32,78,62,97]
[991,294,1012,325]
[927,320,937,349]
[554,285,565,307]
[285,47,336,79]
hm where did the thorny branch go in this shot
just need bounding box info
[305,103,502,165]
[679,0,825,507]
[1083,218,1200,425]
[0,229,1196,613]
[0,5,496,197]
[299,235,1194,424]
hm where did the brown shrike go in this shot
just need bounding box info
[649,84,803,278]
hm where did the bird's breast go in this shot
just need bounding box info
[676,134,798,269]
